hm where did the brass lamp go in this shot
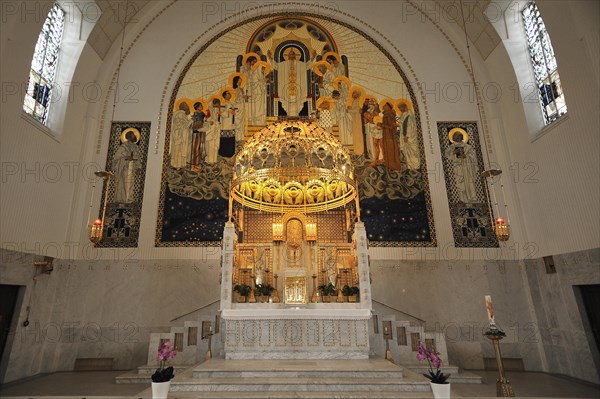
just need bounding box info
[481,169,510,242]
[89,171,114,244]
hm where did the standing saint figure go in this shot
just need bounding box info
[324,247,337,287]
[363,98,379,160]
[332,90,352,145]
[396,101,420,169]
[269,48,315,116]
[204,98,222,163]
[241,55,268,125]
[381,102,401,170]
[317,97,333,131]
[325,54,345,78]
[190,101,207,171]
[232,76,246,142]
[112,129,141,204]
[170,101,192,169]
[219,90,236,158]
[349,90,364,155]
[444,130,480,203]
[251,61,269,125]
[316,63,334,98]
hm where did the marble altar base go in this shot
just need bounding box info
[222,309,371,359]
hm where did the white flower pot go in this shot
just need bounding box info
[151,380,171,399]
[430,382,451,399]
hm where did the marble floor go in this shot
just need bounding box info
[0,369,598,398]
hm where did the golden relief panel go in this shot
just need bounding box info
[285,277,307,304]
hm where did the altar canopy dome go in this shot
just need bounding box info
[231,121,358,213]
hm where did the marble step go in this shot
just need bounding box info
[115,366,191,384]
[138,390,436,398]
[169,360,429,393]
[192,359,404,379]
[170,377,430,392]
[408,365,483,384]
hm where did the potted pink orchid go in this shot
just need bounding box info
[416,342,451,398]
[151,340,177,399]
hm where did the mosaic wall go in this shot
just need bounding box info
[437,122,498,248]
[156,14,435,247]
[97,121,150,248]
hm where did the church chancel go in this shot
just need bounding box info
[219,120,373,359]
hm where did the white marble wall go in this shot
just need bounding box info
[524,248,600,384]
[369,257,543,371]
[2,247,599,384]
[0,248,221,384]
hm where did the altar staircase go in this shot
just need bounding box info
[132,359,435,399]
[116,302,480,396]
[371,300,483,384]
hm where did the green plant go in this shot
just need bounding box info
[318,283,336,296]
[233,284,251,297]
[256,284,274,296]
[342,285,359,297]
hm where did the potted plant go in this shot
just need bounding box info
[318,283,336,302]
[416,342,451,398]
[233,284,251,302]
[258,284,275,301]
[342,285,360,302]
[151,340,177,399]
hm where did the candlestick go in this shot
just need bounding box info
[272,273,280,303]
[311,274,318,303]
[485,330,514,397]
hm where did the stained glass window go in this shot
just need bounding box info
[23,3,65,125]
[522,1,567,125]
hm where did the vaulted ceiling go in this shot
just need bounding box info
[86,0,501,61]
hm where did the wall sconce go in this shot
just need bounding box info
[272,222,283,241]
[33,256,54,274]
[306,222,317,241]
[89,171,114,244]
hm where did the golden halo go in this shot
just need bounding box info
[316,96,333,109]
[120,127,140,143]
[373,115,383,125]
[219,87,236,102]
[208,94,223,107]
[190,98,208,112]
[322,51,341,63]
[379,98,399,113]
[228,72,247,89]
[346,86,366,107]
[242,52,260,65]
[282,47,301,60]
[252,60,271,75]
[175,97,193,111]
[312,60,331,77]
[333,76,352,91]
[396,98,414,111]
[449,127,469,143]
